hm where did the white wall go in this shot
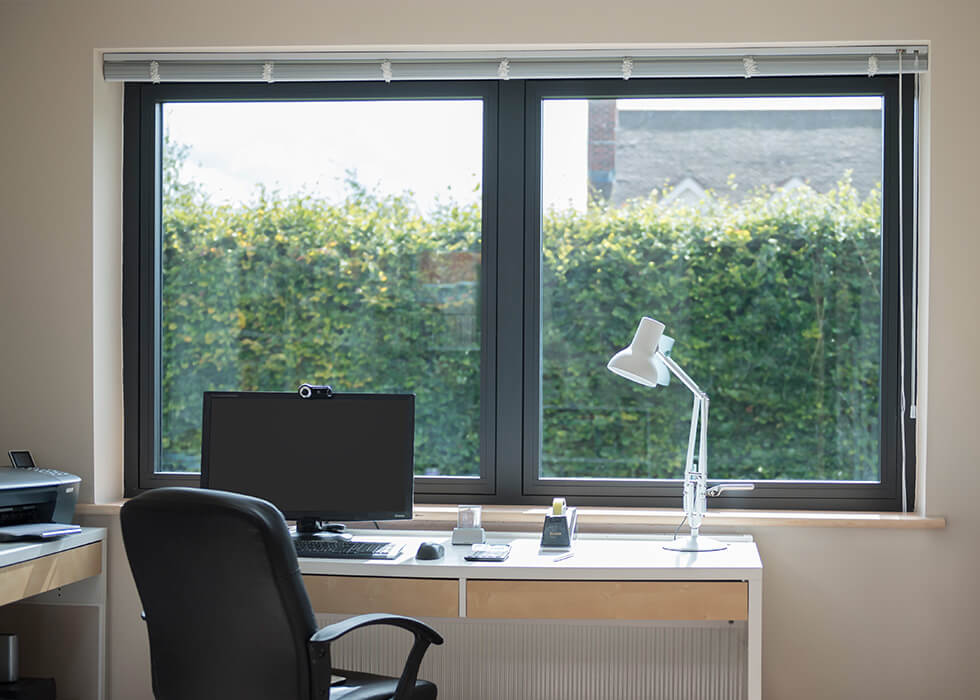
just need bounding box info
[2,0,979,697]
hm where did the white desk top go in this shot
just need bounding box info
[0,527,106,569]
[299,532,762,581]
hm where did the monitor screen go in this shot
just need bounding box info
[200,391,414,522]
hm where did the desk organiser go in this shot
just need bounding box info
[451,505,486,545]
[540,507,577,549]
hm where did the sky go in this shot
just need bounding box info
[166,100,589,214]
[165,95,881,215]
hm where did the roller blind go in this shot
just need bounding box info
[103,46,928,83]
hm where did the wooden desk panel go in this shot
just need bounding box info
[0,542,103,607]
[304,575,459,618]
[466,579,748,621]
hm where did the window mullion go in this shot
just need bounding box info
[492,80,528,502]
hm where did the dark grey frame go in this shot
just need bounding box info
[519,76,916,510]
[124,75,916,510]
[124,80,499,497]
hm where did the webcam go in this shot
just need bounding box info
[298,384,333,399]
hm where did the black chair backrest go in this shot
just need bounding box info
[121,487,318,700]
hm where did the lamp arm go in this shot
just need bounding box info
[699,395,709,481]
[656,351,706,400]
[656,351,710,535]
[684,393,699,483]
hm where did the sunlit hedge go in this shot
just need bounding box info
[161,177,881,481]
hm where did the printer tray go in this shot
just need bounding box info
[0,524,82,542]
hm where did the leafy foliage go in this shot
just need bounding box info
[160,158,881,481]
[160,179,482,475]
[541,181,881,481]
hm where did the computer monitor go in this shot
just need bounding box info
[200,391,414,536]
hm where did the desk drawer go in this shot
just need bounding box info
[0,542,103,608]
[466,580,747,621]
[304,575,459,618]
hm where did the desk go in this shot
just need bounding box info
[0,529,106,700]
[301,533,762,700]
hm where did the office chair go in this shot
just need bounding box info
[121,487,443,700]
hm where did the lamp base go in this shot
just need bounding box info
[663,535,728,552]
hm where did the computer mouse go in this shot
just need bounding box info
[415,542,445,560]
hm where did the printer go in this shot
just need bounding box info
[0,467,80,525]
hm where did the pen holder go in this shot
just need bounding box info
[540,507,577,549]
[452,505,486,545]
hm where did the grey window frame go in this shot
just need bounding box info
[123,81,500,497]
[123,74,916,511]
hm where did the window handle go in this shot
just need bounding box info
[706,484,755,497]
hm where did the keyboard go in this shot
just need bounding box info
[293,539,404,560]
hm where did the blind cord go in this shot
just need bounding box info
[897,49,908,512]
[911,57,920,420]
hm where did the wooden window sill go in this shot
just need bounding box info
[77,501,946,530]
[406,505,946,531]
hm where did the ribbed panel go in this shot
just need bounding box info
[319,615,746,700]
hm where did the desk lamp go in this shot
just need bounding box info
[607,317,753,552]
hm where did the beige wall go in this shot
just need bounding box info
[2,0,979,697]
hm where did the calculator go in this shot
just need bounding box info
[464,544,511,562]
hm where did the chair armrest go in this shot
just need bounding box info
[310,613,443,646]
[308,613,443,700]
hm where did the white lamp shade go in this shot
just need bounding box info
[607,317,673,387]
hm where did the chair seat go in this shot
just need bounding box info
[328,669,436,700]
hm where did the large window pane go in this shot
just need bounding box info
[160,100,484,477]
[540,96,883,482]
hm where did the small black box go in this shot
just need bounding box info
[540,507,578,548]
[0,678,56,700]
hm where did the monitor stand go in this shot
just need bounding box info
[293,518,352,543]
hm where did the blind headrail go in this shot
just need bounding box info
[103,45,929,83]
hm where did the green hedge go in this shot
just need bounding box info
[160,177,881,481]
[540,182,881,481]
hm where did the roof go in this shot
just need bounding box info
[610,108,883,204]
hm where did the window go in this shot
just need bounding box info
[124,75,915,510]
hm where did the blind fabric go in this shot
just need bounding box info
[103,47,929,83]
